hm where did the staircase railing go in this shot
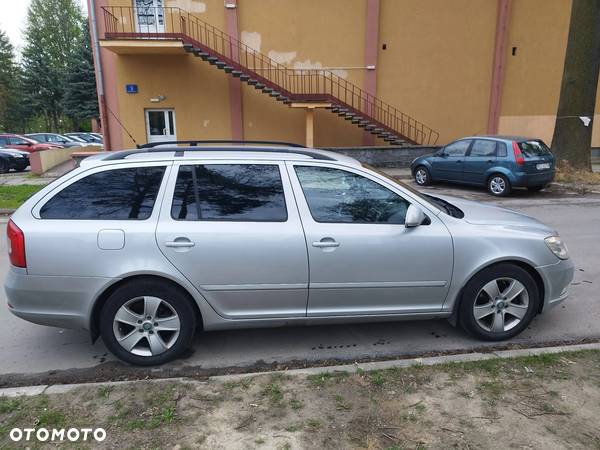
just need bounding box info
[101,6,439,145]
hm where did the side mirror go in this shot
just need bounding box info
[405,204,426,228]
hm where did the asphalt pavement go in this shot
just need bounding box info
[0,183,599,381]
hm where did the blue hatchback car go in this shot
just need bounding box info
[411,136,555,196]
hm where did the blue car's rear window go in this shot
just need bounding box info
[518,140,552,157]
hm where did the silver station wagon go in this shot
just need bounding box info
[5,142,574,365]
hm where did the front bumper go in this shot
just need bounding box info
[536,257,575,310]
[4,266,113,330]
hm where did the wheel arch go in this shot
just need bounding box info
[89,274,203,342]
[448,259,545,326]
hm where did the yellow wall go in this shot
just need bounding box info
[377,0,497,144]
[115,53,232,147]
[104,0,600,149]
[237,0,369,146]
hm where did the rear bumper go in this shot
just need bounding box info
[510,170,555,187]
[4,266,113,330]
[536,258,575,310]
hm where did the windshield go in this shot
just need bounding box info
[518,140,552,157]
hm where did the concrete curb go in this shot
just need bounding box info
[1,342,598,398]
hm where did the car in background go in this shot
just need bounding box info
[0,147,30,173]
[89,132,103,142]
[65,132,103,144]
[411,136,555,196]
[25,133,84,148]
[0,134,61,152]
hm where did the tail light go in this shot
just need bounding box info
[7,220,26,268]
[512,141,525,166]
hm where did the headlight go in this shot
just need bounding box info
[545,235,569,260]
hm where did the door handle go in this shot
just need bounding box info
[312,240,340,248]
[165,240,195,248]
[487,160,493,163]
[456,160,462,163]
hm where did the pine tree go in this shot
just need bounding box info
[21,0,84,131]
[63,21,98,128]
[0,29,16,131]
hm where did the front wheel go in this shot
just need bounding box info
[487,174,511,196]
[459,263,539,341]
[0,159,8,174]
[414,166,432,186]
[100,279,197,366]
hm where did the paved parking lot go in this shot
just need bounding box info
[0,184,599,381]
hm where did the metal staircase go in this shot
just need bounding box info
[102,6,439,145]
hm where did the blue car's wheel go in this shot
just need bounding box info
[414,166,432,186]
[487,174,511,196]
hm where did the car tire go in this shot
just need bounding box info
[459,263,539,341]
[527,185,545,192]
[0,159,8,174]
[487,174,511,196]
[414,166,432,186]
[100,279,197,366]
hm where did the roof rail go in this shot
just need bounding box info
[102,143,336,161]
[137,140,306,149]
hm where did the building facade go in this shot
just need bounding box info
[89,0,600,151]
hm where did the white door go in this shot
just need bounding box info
[134,0,165,34]
[146,109,176,144]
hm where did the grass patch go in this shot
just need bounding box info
[262,382,284,405]
[0,398,21,414]
[554,165,600,185]
[0,184,44,209]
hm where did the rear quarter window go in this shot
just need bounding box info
[39,166,166,220]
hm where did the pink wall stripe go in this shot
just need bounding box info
[224,0,244,140]
[487,0,512,135]
[363,0,380,146]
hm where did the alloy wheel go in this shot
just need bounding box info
[490,176,506,195]
[112,296,181,357]
[472,277,529,333]
[415,169,428,185]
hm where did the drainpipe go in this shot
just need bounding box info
[88,0,112,150]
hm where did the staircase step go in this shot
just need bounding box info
[206,56,219,64]
[277,95,289,102]
[183,43,194,52]
[223,66,234,73]
[247,78,258,85]
[215,61,227,69]
[269,91,280,97]
[351,118,361,124]
[263,87,273,93]
[193,50,209,57]
[365,125,376,130]
[391,140,406,145]
[231,70,243,77]
[255,83,265,90]
[240,74,251,81]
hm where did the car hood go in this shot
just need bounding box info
[433,195,555,234]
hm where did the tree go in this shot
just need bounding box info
[63,21,99,129]
[551,0,600,171]
[0,29,16,131]
[20,0,84,131]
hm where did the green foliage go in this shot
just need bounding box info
[62,21,98,124]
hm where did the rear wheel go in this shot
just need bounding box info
[100,279,197,366]
[487,174,511,196]
[414,166,432,186]
[459,264,539,341]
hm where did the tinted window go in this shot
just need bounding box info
[9,137,28,145]
[518,140,552,157]
[171,164,287,222]
[0,137,7,145]
[40,166,165,220]
[469,140,497,157]
[443,140,471,157]
[295,166,409,224]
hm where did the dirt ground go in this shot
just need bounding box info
[1,350,599,449]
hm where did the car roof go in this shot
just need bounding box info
[459,135,538,142]
[80,145,361,168]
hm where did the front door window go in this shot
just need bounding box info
[134,0,165,33]
[145,109,176,144]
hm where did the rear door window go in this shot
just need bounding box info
[518,140,552,157]
[171,164,288,222]
[469,140,497,157]
[40,166,166,220]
